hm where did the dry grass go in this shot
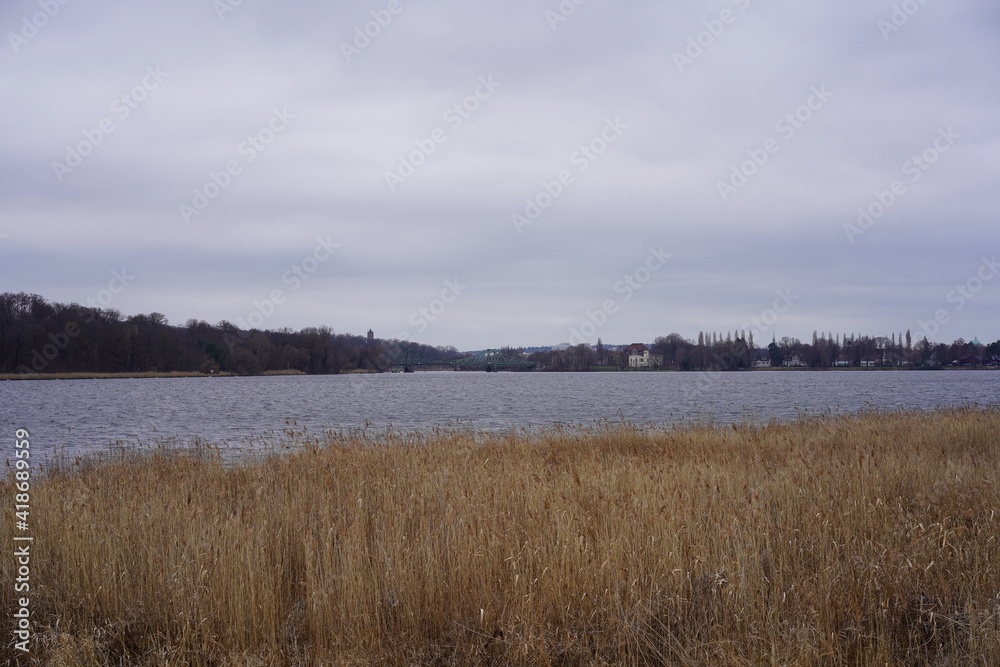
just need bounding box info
[3,409,999,665]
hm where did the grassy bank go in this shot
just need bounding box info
[4,409,999,665]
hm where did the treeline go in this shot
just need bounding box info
[515,335,757,372]
[0,293,456,375]
[2,293,997,376]
[658,330,998,369]
[515,330,1000,371]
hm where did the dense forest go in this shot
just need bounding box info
[1,292,996,375]
[0,293,456,375]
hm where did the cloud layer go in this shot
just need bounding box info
[2,0,997,349]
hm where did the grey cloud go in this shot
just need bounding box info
[1,0,997,350]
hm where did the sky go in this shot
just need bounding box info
[1,0,998,351]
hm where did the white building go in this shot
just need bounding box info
[783,354,806,367]
[625,343,661,369]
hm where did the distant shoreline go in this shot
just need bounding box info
[1,366,996,381]
[0,370,306,381]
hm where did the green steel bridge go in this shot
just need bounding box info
[388,349,535,373]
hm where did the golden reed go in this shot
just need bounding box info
[3,408,998,665]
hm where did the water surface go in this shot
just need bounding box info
[2,370,996,460]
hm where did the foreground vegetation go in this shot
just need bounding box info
[4,409,999,665]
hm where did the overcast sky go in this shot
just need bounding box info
[2,0,997,350]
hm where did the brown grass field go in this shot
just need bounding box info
[3,408,999,665]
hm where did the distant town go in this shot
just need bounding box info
[511,332,998,372]
[2,293,997,376]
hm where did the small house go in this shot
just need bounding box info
[783,354,806,367]
[625,343,661,369]
[752,349,771,368]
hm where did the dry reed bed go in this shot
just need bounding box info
[3,408,999,665]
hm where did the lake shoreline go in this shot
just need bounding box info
[2,366,996,381]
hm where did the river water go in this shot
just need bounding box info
[1,370,996,461]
